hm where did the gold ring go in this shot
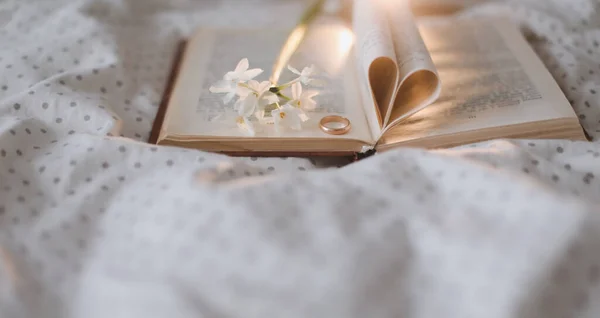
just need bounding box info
[319,115,351,135]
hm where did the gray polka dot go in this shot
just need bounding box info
[13,103,20,110]
[84,115,90,121]
[55,118,63,124]
[39,166,46,173]
[42,102,48,109]
[76,75,83,81]
[564,164,571,170]
[70,102,77,107]
[134,162,142,168]
[53,177,60,184]
[531,159,539,166]
[0,149,5,157]
[70,160,77,166]
[166,159,174,167]
[118,176,126,182]
[552,174,560,182]
[102,162,110,169]
[17,196,25,203]
[85,177,92,183]
[118,146,126,153]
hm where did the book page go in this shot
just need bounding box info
[380,18,578,145]
[164,23,375,144]
[352,0,399,132]
[382,0,441,132]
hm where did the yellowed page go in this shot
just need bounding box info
[382,0,441,133]
[164,23,375,145]
[380,17,578,145]
[352,0,399,135]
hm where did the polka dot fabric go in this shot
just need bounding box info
[0,0,599,317]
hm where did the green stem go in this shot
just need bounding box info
[277,92,292,101]
[276,79,300,91]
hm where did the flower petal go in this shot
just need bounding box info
[257,81,272,95]
[302,65,316,76]
[224,71,237,81]
[223,91,236,104]
[271,109,283,134]
[238,94,257,117]
[236,116,255,136]
[291,82,302,100]
[247,80,260,91]
[242,68,264,81]
[235,58,249,73]
[298,109,310,122]
[209,80,233,93]
[287,65,301,75]
[243,117,255,136]
[286,107,302,130]
[305,90,320,99]
[263,92,280,104]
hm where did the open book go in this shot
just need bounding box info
[150,0,586,156]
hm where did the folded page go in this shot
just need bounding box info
[353,0,399,132]
[383,0,441,132]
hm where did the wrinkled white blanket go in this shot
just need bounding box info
[1,0,600,317]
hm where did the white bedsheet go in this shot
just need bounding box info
[0,0,600,317]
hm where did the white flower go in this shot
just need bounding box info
[272,104,305,133]
[225,58,263,82]
[235,80,279,117]
[287,64,317,85]
[209,80,241,104]
[209,58,263,104]
[287,82,318,111]
[236,116,256,136]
